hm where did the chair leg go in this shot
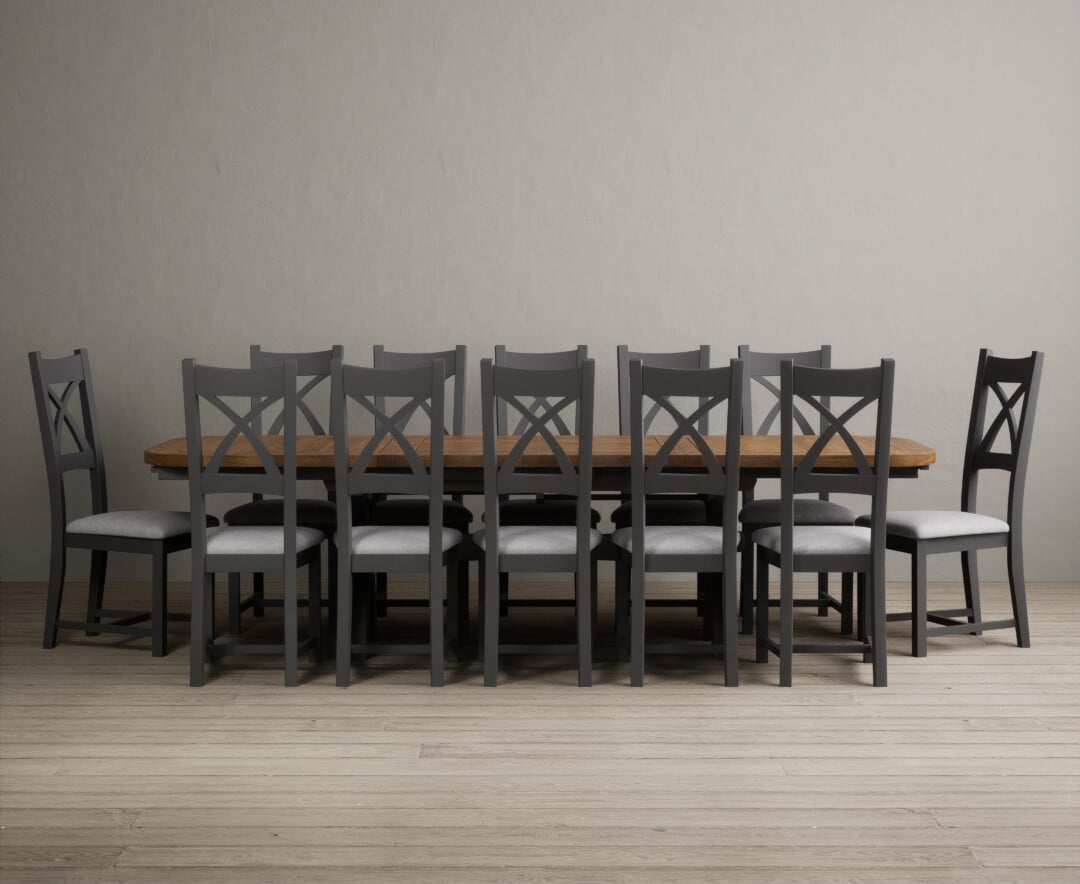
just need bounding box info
[871,564,888,687]
[817,572,829,617]
[755,547,769,664]
[615,560,629,664]
[336,565,353,688]
[356,578,371,665]
[326,540,338,633]
[911,546,928,658]
[189,571,208,687]
[840,572,854,635]
[43,536,67,649]
[483,556,499,687]
[499,572,509,618]
[85,550,107,636]
[708,573,723,659]
[456,560,470,642]
[576,559,592,688]
[477,560,486,662]
[779,560,794,687]
[377,572,388,617]
[227,573,242,635]
[590,558,599,647]
[283,568,298,688]
[857,573,867,644]
[447,558,460,667]
[252,572,265,617]
[308,555,321,665]
[960,549,983,636]
[1007,532,1031,649]
[151,548,167,657]
[430,559,445,688]
[740,539,755,635]
[722,568,738,687]
[630,561,645,687]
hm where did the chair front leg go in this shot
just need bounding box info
[86,549,107,636]
[779,561,794,688]
[227,573,242,635]
[755,548,769,664]
[335,560,353,688]
[630,558,646,687]
[284,567,298,687]
[483,553,500,687]
[430,557,445,688]
[576,555,592,688]
[1006,532,1031,649]
[817,572,829,617]
[740,539,755,635]
[308,555,322,665]
[615,559,629,664]
[871,563,888,687]
[189,570,208,687]
[960,548,983,636]
[840,572,854,636]
[151,548,167,657]
[911,546,928,657]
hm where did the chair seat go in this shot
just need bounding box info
[344,525,463,556]
[496,499,601,528]
[224,498,338,529]
[856,510,1010,541]
[206,526,324,556]
[739,498,855,527]
[611,525,733,556]
[610,497,708,529]
[753,525,871,557]
[475,526,602,556]
[370,497,473,533]
[66,510,211,541]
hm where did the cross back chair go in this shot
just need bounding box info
[332,359,464,688]
[223,345,342,632]
[737,346,857,636]
[754,359,895,687]
[613,359,744,687]
[859,349,1044,655]
[479,358,599,687]
[29,349,209,656]
[183,359,322,687]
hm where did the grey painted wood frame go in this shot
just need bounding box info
[183,358,322,687]
[737,345,855,637]
[615,358,744,687]
[29,348,201,657]
[224,345,343,631]
[754,359,895,687]
[373,345,468,435]
[879,349,1044,655]
[331,358,463,688]
[480,357,597,687]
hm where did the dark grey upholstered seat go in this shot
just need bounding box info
[753,359,894,688]
[736,345,856,636]
[479,357,598,687]
[184,358,323,687]
[498,498,600,528]
[29,348,209,658]
[610,497,707,529]
[332,358,465,688]
[612,358,744,687]
[370,497,473,533]
[856,349,1044,657]
[225,498,338,529]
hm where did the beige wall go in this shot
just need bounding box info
[2,0,1078,582]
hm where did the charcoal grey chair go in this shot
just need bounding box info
[479,357,599,687]
[737,346,856,636]
[184,359,322,687]
[613,359,744,687]
[857,349,1044,656]
[754,359,895,687]
[332,358,464,688]
[223,345,342,632]
[29,349,213,656]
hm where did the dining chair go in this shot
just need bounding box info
[613,358,743,687]
[28,349,213,656]
[222,345,342,633]
[737,346,857,636]
[856,349,1044,656]
[332,358,464,687]
[183,358,322,687]
[478,357,599,687]
[754,359,895,687]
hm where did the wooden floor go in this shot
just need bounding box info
[1,576,1078,882]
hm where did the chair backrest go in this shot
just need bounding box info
[616,345,711,434]
[373,345,467,435]
[480,358,595,534]
[779,360,895,543]
[28,349,108,533]
[249,345,343,435]
[493,346,588,434]
[961,349,1044,528]
[738,345,832,435]
[627,359,743,548]
[331,359,446,545]
[183,359,299,556]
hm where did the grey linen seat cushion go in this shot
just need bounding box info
[739,498,855,526]
[66,510,215,540]
[343,525,463,556]
[475,526,602,556]
[224,498,338,529]
[610,497,708,529]
[611,525,734,556]
[753,525,871,557]
[855,510,1010,540]
[206,525,324,556]
[370,497,473,533]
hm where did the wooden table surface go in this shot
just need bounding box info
[145,434,936,471]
